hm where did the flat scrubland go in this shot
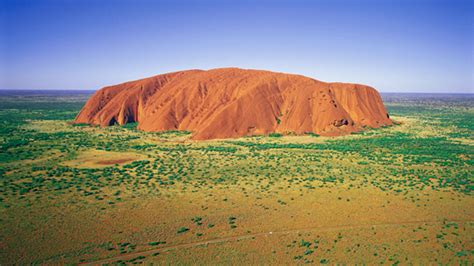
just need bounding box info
[0,92,472,264]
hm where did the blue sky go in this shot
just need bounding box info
[1,0,473,92]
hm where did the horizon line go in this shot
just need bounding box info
[0,88,472,95]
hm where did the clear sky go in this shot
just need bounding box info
[1,0,473,92]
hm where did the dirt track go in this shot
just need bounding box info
[81,219,472,265]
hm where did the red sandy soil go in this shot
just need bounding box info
[96,158,134,165]
[75,68,392,140]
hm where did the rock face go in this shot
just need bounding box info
[75,68,392,140]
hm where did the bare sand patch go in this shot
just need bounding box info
[63,149,147,168]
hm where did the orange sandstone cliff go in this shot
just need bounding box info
[75,68,392,140]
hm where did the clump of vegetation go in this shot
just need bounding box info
[268,133,283,138]
[305,132,319,137]
[148,241,166,246]
[228,216,237,229]
[177,227,189,234]
[191,216,203,226]
[121,122,138,130]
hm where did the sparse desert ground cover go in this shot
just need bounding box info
[0,91,472,264]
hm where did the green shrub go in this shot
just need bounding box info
[268,133,283,138]
[148,241,166,246]
[177,227,189,234]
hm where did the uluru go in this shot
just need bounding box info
[74,68,392,140]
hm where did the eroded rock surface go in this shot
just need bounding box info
[75,68,392,139]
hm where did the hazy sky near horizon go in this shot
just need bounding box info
[1,0,473,93]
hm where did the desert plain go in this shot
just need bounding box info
[0,91,472,264]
